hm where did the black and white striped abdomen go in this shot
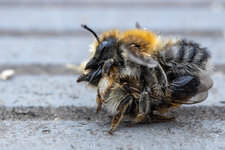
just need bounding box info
[155,40,213,77]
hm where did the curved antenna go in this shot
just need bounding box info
[81,24,100,43]
[135,22,142,29]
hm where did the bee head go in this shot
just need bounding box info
[81,24,118,70]
[85,37,117,70]
[78,25,118,85]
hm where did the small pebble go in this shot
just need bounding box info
[0,69,15,80]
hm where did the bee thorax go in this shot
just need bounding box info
[120,62,141,79]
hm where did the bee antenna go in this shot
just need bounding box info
[135,22,142,29]
[81,24,100,43]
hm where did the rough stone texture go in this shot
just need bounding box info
[0,75,97,107]
[0,120,225,150]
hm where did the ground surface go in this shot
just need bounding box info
[0,0,225,149]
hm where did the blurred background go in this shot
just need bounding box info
[0,0,224,66]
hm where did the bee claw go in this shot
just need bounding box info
[108,129,114,135]
[125,121,134,127]
[96,107,101,113]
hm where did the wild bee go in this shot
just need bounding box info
[77,24,213,133]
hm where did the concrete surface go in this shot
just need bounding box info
[0,120,225,150]
[0,0,225,149]
[0,73,224,107]
[0,75,96,107]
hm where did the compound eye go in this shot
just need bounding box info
[95,41,108,59]
[85,41,108,70]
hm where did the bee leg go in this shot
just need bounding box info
[96,59,116,113]
[102,59,115,76]
[152,84,166,99]
[135,91,151,123]
[150,114,175,123]
[125,121,134,127]
[96,90,103,113]
[109,95,133,134]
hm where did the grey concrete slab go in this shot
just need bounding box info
[0,75,97,107]
[0,37,92,65]
[0,7,225,31]
[0,120,224,150]
[0,105,225,122]
[0,73,224,107]
[0,36,225,65]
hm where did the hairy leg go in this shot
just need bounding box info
[135,91,151,123]
[109,95,133,134]
[96,90,103,113]
[96,59,116,112]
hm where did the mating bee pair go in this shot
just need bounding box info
[77,24,213,133]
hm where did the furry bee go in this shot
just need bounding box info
[77,24,213,133]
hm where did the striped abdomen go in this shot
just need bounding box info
[154,40,213,78]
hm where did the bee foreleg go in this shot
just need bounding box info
[96,90,103,113]
[102,59,115,75]
[109,95,133,134]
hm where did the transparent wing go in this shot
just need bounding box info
[198,75,214,92]
[173,91,209,104]
[171,75,213,105]
[121,45,169,86]
[121,45,158,68]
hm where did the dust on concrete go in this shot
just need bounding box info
[0,106,225,122]
[0,64,76,75]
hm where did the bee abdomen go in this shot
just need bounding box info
[156,40,213,76]
[175,40,210,63]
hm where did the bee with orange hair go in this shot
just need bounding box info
[77,25,213,133]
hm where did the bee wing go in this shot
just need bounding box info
[198,75,214,93]
[171,75,213,104]
[173,91,209,104]
[121,45,158,68]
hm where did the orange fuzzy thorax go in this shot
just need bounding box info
[119,29,158,56]
[90,29,158,58]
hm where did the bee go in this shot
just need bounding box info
[77,24,213,133]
